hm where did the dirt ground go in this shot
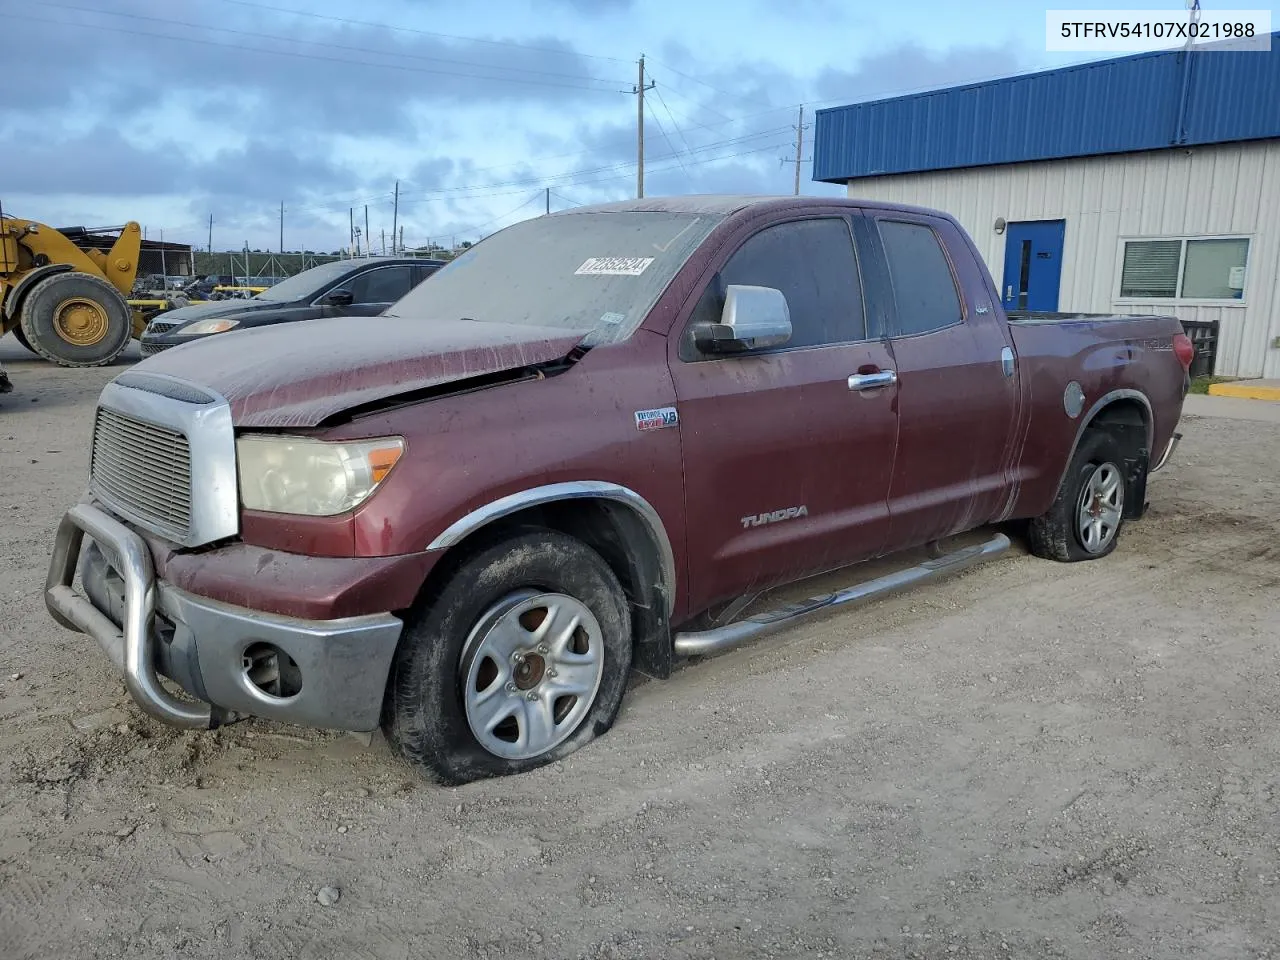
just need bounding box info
[1,343,1278,960]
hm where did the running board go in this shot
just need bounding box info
[672,532,1011,659]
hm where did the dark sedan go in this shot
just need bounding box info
[139,256,445,356]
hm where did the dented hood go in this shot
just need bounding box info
[132,315,586,428]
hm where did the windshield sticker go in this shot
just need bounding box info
[635,407,678,432]
[600,312,626,325]
[575,257,654,277]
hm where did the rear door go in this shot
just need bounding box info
[856,212,1020,549]
[669,214,900,611]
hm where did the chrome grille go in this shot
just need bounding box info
[91,408,193,540]
[147,320,179,335]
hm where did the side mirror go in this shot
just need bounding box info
[691,284,792,354]
[323,288,354,307]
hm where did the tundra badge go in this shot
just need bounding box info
[741,506,809,529]
[635,407,678,431]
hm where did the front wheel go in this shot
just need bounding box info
[1028,430,1128,562]
[382,530,632,785]
[18,272,133,367]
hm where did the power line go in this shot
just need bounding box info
[394,127,793,201]
[3,10,630,93]
[652,84,698,159]
[132,139,794,241]
[645,81,736,125]
[446,191,547,239]
[645,100,691,184]
[534,140,792,193]
[646,58,773,110]
[205,0,635,63]
[33,0,629,87]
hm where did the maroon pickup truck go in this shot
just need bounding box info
[45,196,1192,785]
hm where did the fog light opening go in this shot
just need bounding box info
[241,642,303,699]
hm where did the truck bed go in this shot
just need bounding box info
[1006,311,1166,326]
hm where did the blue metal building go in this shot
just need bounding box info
[812,35,1280,379]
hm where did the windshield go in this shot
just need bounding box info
[384,211,723,343]
[251,259,363,302]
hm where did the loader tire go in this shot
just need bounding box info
[9,325,33,352]
[19,272,133,367]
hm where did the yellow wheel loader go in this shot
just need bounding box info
[0,215,144,367]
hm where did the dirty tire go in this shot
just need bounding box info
[382,530,632,786]
[18,272,133,367]
[9,325,33,352]
[1028,429,1128,562]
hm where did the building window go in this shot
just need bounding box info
[1119,237,1249,301]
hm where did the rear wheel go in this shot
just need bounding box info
[18,272,133,367]
[1028,430,1128,562]
[382,530,632,785]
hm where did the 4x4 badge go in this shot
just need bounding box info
[635,407,678,431]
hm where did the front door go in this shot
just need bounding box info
[669,215,899,613]
[338,264,417,317]
[1000,220,1065,312]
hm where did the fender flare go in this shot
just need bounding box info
[427,481,677,618]
[1052,388,1154,501]
[2,263,75,319]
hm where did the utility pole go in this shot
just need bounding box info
[348,208,355,258]
[279,201,284,255]
[207,214,213,254]
[392,181,399,254]
[545,187,550,215]
[160,229,167,279]
[364,205,371,258]
[632,55,656,199]
[381,229,386,255]
[792,106,803,195]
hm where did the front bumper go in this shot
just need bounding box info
[46,503,403,732]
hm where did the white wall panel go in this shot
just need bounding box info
[848,140,1280,377]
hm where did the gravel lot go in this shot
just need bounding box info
[1,342,1278,960]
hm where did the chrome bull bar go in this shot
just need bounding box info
[45,502,213,729]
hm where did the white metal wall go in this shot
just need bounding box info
[845,139,1280,378]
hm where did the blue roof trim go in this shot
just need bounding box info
[813,34,1280,182]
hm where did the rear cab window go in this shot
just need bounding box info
[875,219,965,337]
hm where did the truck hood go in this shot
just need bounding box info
[132,315,587,428]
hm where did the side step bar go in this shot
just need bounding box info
[673,532,1011,659]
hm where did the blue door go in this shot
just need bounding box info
[1001,220,1065,312]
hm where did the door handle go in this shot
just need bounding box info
[848,370,897,391]
[1005,284,1014,300]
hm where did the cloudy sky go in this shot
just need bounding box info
[3,0,1262,253]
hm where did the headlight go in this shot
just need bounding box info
[236,435,405,516]
[178,318,240,336]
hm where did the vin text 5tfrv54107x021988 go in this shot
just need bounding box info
[44,196,1192,785]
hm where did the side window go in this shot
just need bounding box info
[687,218,865,354]
[877,220,963,336]
[347,266,413,304]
